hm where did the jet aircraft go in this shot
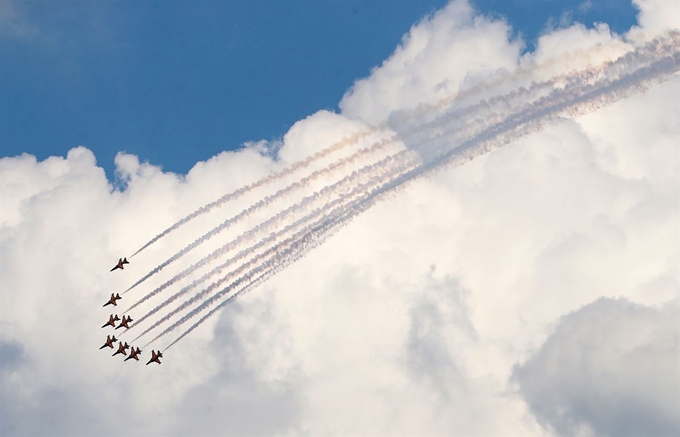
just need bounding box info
[99,335,118,350]
[146,350,163,365]
[103,293,122,307]
[110,257,129,272]
[125,347,142,362]
[112,342,130,357]
[101,314,120,329]
[116,315,133,330]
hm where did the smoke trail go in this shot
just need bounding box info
[132,161,418,343]
[128,129,381,259]
[125,112,494,321]
[122,134,404,294]
[126,155,419,334]
[123,79,556,310]
[126,41,627,261]
[133,31,679,338]
[392,36,634,124]
[122,61,600,295]
[122,147,420,304]
[156,34,679,349]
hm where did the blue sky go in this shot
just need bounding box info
[1,0,637,178]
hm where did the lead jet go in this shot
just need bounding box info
[146,350,163,365]
[125,346,142,362]
[112,341,130,358]
[103,293,122,307]
[99,335,118,350]
[115,315,133,330]
[101,314,121,329]
[110,257,129,272]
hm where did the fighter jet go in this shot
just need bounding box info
[101,314,120,329]
[99,335,118,350]
[146,350,163,365]
[112,342,130,357]
[115,315,133,330]
[124,346,142,362]
[103,293,122,307]
[110,257,129,272]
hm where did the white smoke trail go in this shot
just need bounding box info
[125,43,624,271]
[138,34,679,343]
[122,147,419,305]
[128,129,381,259]
[126,153,420,334]
[154,34,679,349]
[131,160,419,342]
[122,62,598,296]
[391,36,634,124]
[123,79,562,312]
[122,134,403,294]
[125,35,648,264]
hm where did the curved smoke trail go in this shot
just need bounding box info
[122,60,601,296]
[132,160,418,343]
[128,128,381,259]
[123,83,549,313]
[121,147,418,303]
[121,84,531,314]
[126,36,646,264]
[154,34,679,349]
[122,134,401,294]
[125,149,420,330]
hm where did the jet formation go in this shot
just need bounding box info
[100,257,164,366]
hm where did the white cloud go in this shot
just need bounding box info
[513,298,680,437]
[632,0,680,34]
[1,1,678,435]
[339,0,523,125]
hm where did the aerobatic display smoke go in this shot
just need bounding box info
[126,157,417,326]
[127,129,380,259]
[117,31,679,352]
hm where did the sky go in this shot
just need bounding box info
[1,1,679,437]
[1,0,637,177]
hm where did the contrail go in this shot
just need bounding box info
[392,36,634,124]
[122,60,598,296]
[121,147,419,302]
[154,33,679,349]
[122,80,555,311]
[122,134,401,294]
[139,32,680,342]
[132,160,418,343]
[126,40,628,261]
[126,114,498,326]
[128,128,381,259]
[125,152,419,334]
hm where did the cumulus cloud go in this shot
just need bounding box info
[632,0,680,34]
[513,298,680,437]
[339,0,523,125]
[1,0,678,436]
